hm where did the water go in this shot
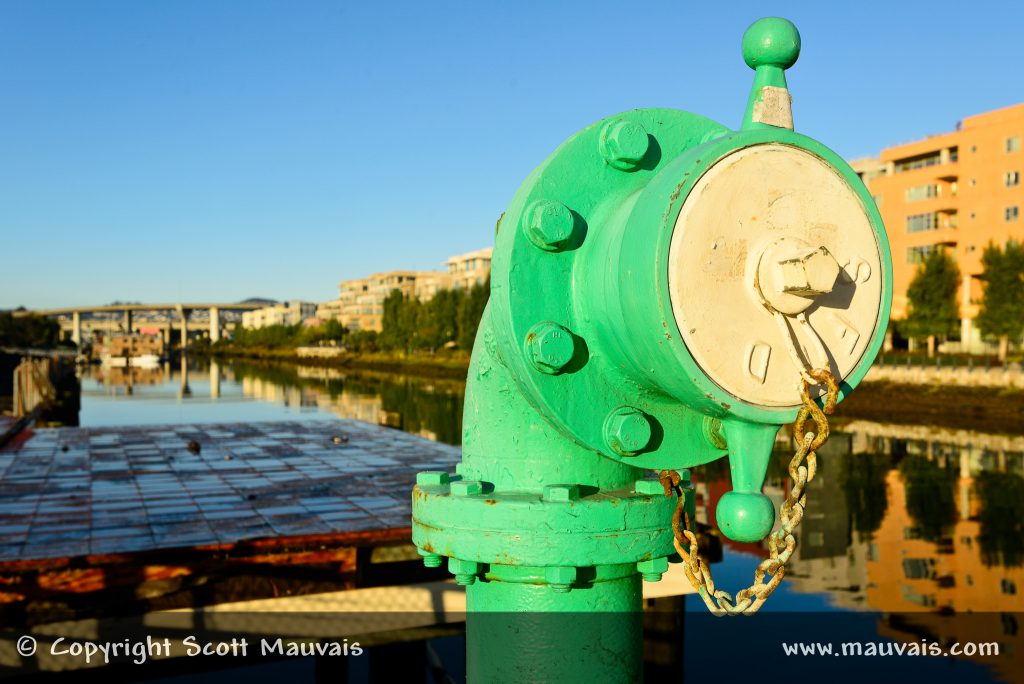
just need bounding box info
[72,358,1024,680]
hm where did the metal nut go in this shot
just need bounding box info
[542,484,580,502]
[450,480,484,496]
[448,558,481,586]
[544,566,577,593]
[416,471,450,486]
[778,245,840,296]
[637,557,669,583]
[633,479,665,496]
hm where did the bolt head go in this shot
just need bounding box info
[599,119,650,170]
[524,199,575,251]
[605,407,653,456]
[450,480,484,496]
[416,471,450,486]
[526,322,577,374]
[542,484,580,502]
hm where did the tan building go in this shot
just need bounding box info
[447,247,493,290]
[854,103,1024,351]
[241,300,317,329]
[321,247,493,332]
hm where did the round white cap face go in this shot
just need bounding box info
[667,143,884,408]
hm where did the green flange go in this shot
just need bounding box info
[413,475,681,568]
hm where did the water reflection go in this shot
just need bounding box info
[691,420,1024,679]
[78,359,1024,617]
[61,359,1024,679]
[695,422,1024,612]
[78,357,466,445]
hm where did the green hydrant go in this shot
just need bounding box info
[413,17,891,682]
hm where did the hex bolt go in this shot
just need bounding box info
[604,407,653,456]
[449,558,481,586]
[523,199,575,252]
[542,484,580,502]
[702,416,727,449]
[599,119,650,170]
[544,566,577,593]
[526,322,578,374]
[637,557,670,583]
[416,471,450,486]
[450,480,484,496]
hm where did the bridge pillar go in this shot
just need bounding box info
[177,306,190,350]
[71,312,82,347]
[209,307,221,343]
[123,310,133,334]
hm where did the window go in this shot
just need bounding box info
[895,152,942,173]
[1003,579,1018,595]
[907,213,939,233]
[949,147,959,162]
[905,184,940,201]
[907,245,938,264]
[903,558,936,580]
[1007,206,1020,222]
[1008,136,1022,153]
[1006,171,1020,187]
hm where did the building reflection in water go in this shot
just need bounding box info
[693,420,1024,682]
[234,361,464,445]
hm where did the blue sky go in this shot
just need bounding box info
[0,1,1018,309]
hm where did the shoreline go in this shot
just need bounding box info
[197,349,1024,436]
[199,347,473,380]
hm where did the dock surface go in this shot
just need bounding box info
[0,419,460,564]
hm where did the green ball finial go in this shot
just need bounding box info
[742,17,801,70]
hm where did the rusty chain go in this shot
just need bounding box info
[658,367,839,616]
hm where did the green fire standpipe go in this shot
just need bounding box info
[413,17,891,682]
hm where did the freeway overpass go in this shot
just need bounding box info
[14,302,266,347]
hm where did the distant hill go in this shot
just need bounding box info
[239,298,277,306]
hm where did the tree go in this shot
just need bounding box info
[0,313,62,348]
[903,248,960,356]
[974,241,1024,361]
[457,278,490,351]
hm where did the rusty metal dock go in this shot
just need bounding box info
[0,419,460,620]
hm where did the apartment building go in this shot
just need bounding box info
[320,247,493,332]
[854,103,1024,350]
[241,300,317,329]
[447,247,493,290]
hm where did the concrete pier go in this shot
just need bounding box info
[209,306,220,342]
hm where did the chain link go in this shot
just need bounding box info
[658,367,839,616]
